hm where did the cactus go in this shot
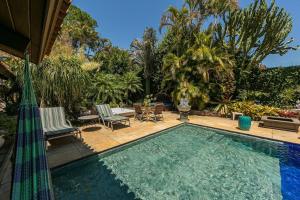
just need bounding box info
[217,0,298,70]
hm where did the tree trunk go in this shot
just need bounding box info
[145,78,151,95]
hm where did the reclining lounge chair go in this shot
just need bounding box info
[96,104,130,130]
[40,107,81,141]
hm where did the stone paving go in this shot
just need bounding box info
[47,112,300,168]
[1,112,300,199]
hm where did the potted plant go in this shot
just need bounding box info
[143,94,156,107]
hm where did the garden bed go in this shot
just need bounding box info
[190,110,221,117]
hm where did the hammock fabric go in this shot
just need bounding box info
[11,54,53,200]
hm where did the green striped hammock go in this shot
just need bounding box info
[11,54,53,200]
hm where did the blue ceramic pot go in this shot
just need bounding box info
[238,116,252,131]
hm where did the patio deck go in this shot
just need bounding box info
[1,111,300,199]
[47,112,300,168]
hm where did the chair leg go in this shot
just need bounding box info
[142,114,145,121]
[78,130,83,141]
[45,140,48,150]
[105,121,110,129]
[102,119,109,128]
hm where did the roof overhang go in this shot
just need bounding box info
[0,0,71,64]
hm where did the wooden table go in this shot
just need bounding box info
[142,106,154,121]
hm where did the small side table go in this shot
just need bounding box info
[78,115,100,127]
[239,116,252,131]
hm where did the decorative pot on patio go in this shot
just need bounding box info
[178,98,191,122]
[238,116,252,131]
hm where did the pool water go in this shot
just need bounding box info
[51,125,300,200]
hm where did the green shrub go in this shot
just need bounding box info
[0,113,17,138]
[240,66,300,107]
[229,101,280,121]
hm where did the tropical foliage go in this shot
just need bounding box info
[237,66,300,107]
[94,46,137,75]
[0,113,17,137]
[88,71,142,106]
[1,0,299,120]
[162,31,234,108]
[62,5,100,53]
[229,101,280,120]
[216,0,297,94]
[159,0,297,110]
[130,27,158,95]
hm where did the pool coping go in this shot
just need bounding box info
[50,123,185,170]
[50,122,300,171]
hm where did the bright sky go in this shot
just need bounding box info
[73,0,300,67]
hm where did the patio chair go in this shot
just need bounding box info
[39,107,81,141]
[133,104,145,121]
[96,104,130,130]
[150,104,164,122]
[155,102,165,111]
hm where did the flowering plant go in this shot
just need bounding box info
[278,110,298,118]
[143,94,156,107]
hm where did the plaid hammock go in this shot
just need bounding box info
[11,54,53,200]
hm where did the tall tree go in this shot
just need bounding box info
[159,0,236,108]
[62,5,100,54]
[162,31,234,108]
[160,5,195,56]
[215,0,299,95]
[130,27,158,95]
[95,46,136,75]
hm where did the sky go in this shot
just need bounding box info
[73,0,300,67]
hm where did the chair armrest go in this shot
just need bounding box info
[66,120,72,127]
[98,114,105,121]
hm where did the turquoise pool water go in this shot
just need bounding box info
[52,125,300,200]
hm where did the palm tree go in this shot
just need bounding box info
[162,31,234,108]
[160,6,194,56]
[160,0,239,38]
[130,27,157,95]
[207,0,239,26]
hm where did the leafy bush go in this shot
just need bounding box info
[239,66,300,108]
[88,71,143,106]
[0,113,17,138]
[229,101,280,120]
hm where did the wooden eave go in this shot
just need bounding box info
[0,0,71,64]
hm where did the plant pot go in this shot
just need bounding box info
[178,106,191,122]
[239,116,252,131]
[178,105,191,112]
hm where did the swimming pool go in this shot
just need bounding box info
[51,124,300,200]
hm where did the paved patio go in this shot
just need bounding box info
[1,112,300,199]
[47,112,300,168]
